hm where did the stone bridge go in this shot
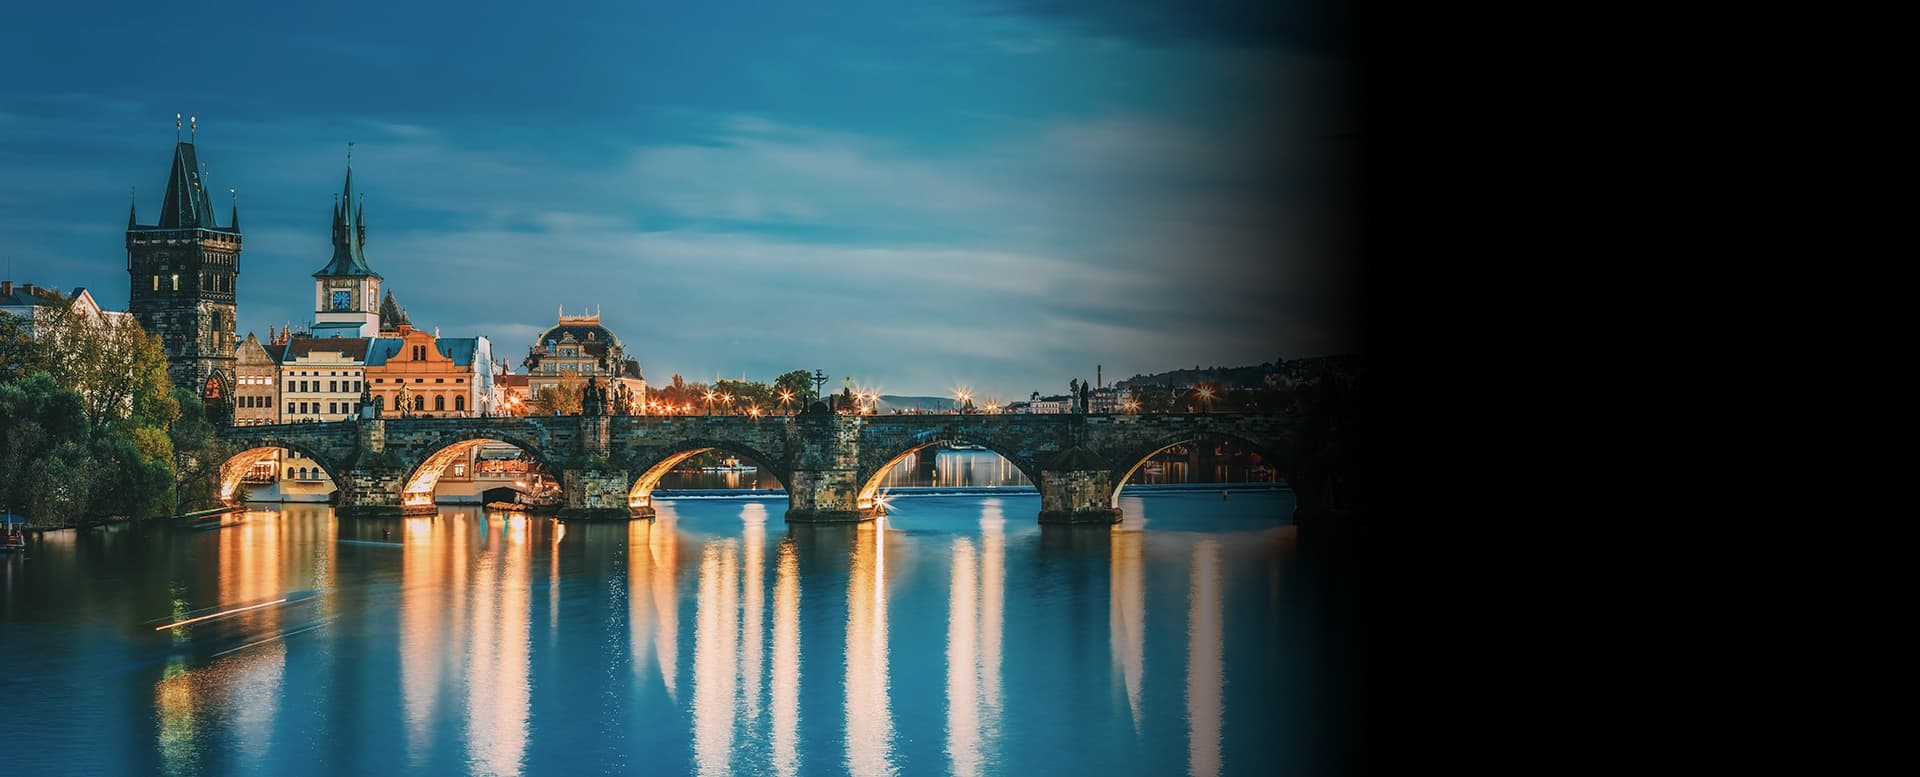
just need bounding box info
[215,410,1295,524]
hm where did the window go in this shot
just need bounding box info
[288,402,295,414]
[171,274,179,291]
[375,378,383,383]
[416,378,424,383]
[414,396,425,411]
[456,378,465,384]
[354,381,362,392]
[151,275,159,291]
[455,396,465,412]
[434,396,445,411]
[392,395,402,411]
[330,381,338,393]
[435,378,444,384]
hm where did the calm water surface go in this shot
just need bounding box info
[0,491,1311,776]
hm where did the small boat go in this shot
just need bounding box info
[948,443,987,451]
[175,505,246,531]
[2,513,26,552]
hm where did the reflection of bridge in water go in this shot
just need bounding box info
[215,412,1296,523]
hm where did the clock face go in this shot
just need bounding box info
[331,290,352,311]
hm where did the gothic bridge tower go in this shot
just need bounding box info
[127,125,241,419]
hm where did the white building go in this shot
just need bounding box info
[278,337,369,422]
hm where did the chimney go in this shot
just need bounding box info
[1097,364,1102,389]
[1,280,11,297]
[398,323,413,336]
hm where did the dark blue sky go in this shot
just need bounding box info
[1,0,1357,399]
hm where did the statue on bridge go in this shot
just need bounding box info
[580,375,610,417]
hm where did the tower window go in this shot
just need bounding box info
[171,274,179,291]
[152,275,158,291]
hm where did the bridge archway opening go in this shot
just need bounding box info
[627,444,786,510]
[402,437,561,511]
[857,439,1037,513]
[217,444,341,504]
[1110,433,1281,504]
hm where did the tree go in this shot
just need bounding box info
[0,308,186,525]
[1134,384,1177,413]
[534,369,584,415]
[773,370,818,411]
[169,387,222,513]
[715,379,776,415]
[0,312,48,382]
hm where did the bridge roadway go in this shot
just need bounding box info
[215,410,1295,523]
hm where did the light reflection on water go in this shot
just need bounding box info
[0,491,1305,776]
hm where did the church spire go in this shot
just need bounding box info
[128,187,138,228]
[229,189,240,232]
[314,154,379,279]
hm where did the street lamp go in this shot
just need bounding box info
[704,391,716,416]
[779,390,794,415]
[1196,385,1216,413]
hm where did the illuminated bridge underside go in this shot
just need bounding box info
[214,413,1297,524]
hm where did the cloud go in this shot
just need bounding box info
[977,0,1354,54]
[1,94,1357,398]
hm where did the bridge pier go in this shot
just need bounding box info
[785,412,876,523]
[558,467,638,521]
[337,418,407,517]
[785,469,877,523]
[1037,448,1121,525]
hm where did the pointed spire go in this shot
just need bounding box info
[314,153,379,279]
[128,187,138,228]
[229,189,240,232]
[156,140,217,229]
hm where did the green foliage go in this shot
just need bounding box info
[772,370,818,410]
[0,304,212,525]
[649,374,707,413]
[169,387,222,513]
[713,379,776,415]
[534,369,584,415]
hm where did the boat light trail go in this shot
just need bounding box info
[153,598,288,631]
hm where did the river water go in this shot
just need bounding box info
[0,490,1320,776]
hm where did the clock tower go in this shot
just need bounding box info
[311,158,382,338]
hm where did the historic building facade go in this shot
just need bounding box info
[365,324,495,418]
[126,137,241,417]
[522,311,645,412]
[278,338,368,422]
[232,333,281,426]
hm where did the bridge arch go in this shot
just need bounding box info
[400,433,565,510]
[625,439,791,510]
[855,435,1042,512]
[1107,429,1290,504]
[217,440,345,503]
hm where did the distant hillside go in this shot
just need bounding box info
[1114,355,1361,390]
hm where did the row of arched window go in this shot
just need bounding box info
[390,395,464,412]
